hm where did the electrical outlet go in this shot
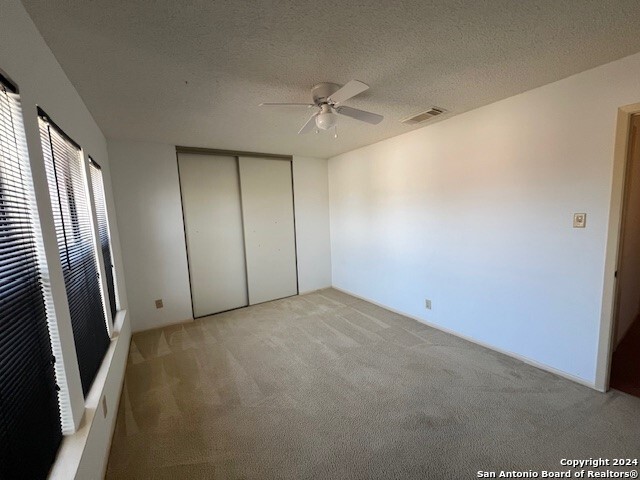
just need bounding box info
[573,213,586,228]
[425,299,432,310]
[155,299,163,309]
[102,396,108,418]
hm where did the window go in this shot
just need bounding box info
[89,158,118,320]
[0,76,62,478]
[38,108,109,396]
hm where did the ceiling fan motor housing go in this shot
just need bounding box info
[312,83,341,105]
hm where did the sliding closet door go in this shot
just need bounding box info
[178,154,248,317]
[239,157,298,304]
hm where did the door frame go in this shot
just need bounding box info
[176,146,293,161]
[596,102,640,392]
[175,147,299,318]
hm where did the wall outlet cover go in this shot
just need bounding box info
[102,396,108,418]
[425,299,432,310]
[155,299,164,309]
[573,213,587,228]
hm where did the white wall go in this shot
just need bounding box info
[293,156,332,293]
[108,142,332,331]
[329,51,640,386]
[108,141,193,332]
[0,1,130,478]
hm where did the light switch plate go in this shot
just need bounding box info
[155,299,163,309]
[573,213,586,228]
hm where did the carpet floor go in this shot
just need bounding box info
[106,289,640,479]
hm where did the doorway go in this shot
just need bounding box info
[609,114,640,398]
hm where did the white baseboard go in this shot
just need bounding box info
[299,287,329,295]
[132,317,194,334]
[331,286,599,391]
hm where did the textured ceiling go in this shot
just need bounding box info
[21,0,640,158]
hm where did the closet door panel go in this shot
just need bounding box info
[178,153,248,317]
[239,157,298,304]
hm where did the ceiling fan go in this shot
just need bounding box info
[259,80,383,137]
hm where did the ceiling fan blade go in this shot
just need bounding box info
[298,113,318,134]
[327,80,369,104]
[259,102,314,107]
[335,105,383,125]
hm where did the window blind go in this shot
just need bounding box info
[38,109,109,396]
[0,79,62,478]
[89,159,117,320]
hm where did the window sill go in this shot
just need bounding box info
[49,309,130,480]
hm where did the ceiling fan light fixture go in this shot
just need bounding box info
[259,80,383,135]
[315,105,338,130]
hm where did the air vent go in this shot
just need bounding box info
[401,107,447,125]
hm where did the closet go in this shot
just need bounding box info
[177,150,298,318]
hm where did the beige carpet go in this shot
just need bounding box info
[106,289,640,479]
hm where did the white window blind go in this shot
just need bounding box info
[89,159,118,320]
[0,76,62,478]
[38,109,109,396]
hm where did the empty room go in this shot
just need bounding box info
[2,0,640,478]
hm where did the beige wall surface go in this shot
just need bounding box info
[329,51,640,386]
[108,141,332,331]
